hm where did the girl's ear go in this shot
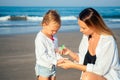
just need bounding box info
[42,23,47,28]
[43,23,49,30]
[42,23,47,26]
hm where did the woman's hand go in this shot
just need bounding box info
[62,47,71,55]
[55,46,72,55]
[55,48,63,55]
[57,58,69,65]
[57,59,74,69]
[57,58,64,65]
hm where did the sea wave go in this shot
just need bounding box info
[0,15,77,21]
[115,8,120,11]
[105,18,120,23]
[0,15,120,24]
[0,16,10,21]
[0,16,26,21]
[102,15,120,19]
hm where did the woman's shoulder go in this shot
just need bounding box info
[100,34,115,44]
[101,34,114,40]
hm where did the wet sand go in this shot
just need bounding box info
[0,29,120,80]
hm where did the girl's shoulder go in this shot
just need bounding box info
[35,31,46,41]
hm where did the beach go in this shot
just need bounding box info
[0,29,120,80]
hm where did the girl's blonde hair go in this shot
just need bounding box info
[41,10,61,26]
[79,8,114,36]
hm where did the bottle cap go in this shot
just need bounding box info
[59,44,65,50]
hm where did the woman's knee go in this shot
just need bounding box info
[82,72,92,80]
[81,72,106,80]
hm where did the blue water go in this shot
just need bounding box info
[0,6,120,35]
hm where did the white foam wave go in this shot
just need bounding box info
[105,18,120,22]
[0,16,120,23]
[27,16,77,21]
[0,16,77,21]
[0,16,10,21]
[61,16,77,20]
[27,16,43,21]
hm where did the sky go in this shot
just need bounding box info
[0,0,120,7]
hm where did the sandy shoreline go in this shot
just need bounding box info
[0,29,120,80]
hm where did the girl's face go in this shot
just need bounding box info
[43,21,60,36]
[78,19,94,36]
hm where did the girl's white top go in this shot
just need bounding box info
[35,31,62,68]
[79,34,120,80]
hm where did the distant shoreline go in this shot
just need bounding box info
[0,27,120,36]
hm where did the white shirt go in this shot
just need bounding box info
[35,31,62,68]
[79,34,120,80]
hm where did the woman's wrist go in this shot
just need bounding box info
[65,50,72,55]
[65,51,70,55]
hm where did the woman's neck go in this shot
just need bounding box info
[90,32,100,39]
[91,33,100,38]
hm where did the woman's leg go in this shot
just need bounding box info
[81,72,107,80]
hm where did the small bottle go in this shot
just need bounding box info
[59,45,69,55]
[59,44,65,51]
[60,45,70,55]
[57,45,65,55]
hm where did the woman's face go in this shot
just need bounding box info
[78,19,94,35]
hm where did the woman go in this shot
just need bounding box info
[58,8,120,80]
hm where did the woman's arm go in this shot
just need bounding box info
[67,50,79,62]
[58,59,86,72]
[62,48,79,62]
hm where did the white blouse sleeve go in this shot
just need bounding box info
[79,35,88,64]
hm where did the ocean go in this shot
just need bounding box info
[0,6,120,35]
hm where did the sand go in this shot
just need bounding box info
[0,29,120,80]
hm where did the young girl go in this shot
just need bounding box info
[58,8,120,80]
[35,10,63,80]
